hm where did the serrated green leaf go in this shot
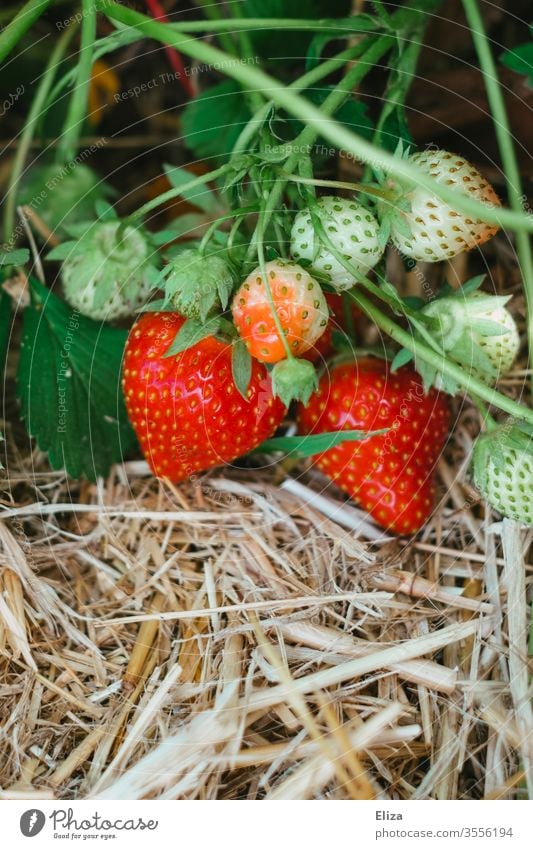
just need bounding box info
[16,277,137,480]
[163,317,220,358]
[253,427,387,457]
[231,340,253,400]
[0,248,30,266]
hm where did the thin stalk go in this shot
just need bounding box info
[278,172,388,201]
[349,288,533,425]
[158,17,381,34]
[3,24,77,246]
[256,209,294,361]
[0,0,51,64]
[228,2,264,115]
[101,3,532,230]
[57,0,96,163]
[462,0,533,385]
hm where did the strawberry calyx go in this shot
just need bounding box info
[156,248,235,323]
[271,357,318,407]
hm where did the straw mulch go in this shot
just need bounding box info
[0,336,532,800]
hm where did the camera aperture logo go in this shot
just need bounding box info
[19,808,159,840]
[20,810,46,837]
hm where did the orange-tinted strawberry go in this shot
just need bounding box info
[232,259,328,363]
[297,358,450,534]
[123,312,285,480]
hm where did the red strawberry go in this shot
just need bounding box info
[123,312,286,480]
[297,358,450,533]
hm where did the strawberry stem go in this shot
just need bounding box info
[101,0,533,234]
[462,0,533,391]
[127,164,231,224]
[57,0,97,163]
[0,0,51,63]
[278,173,391,202]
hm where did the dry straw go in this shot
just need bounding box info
[0,381,532,800]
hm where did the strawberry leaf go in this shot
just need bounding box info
[17,277,137,480]
[253,428,387,457]
[500,26,533,87]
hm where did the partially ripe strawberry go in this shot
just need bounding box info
[387,150,501,262]
[123,312,285,480]
[472,424,533,524]
[297,358,450,534]
[291,196,383,290]
[232,259,328,363]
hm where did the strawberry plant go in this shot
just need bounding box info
[2,0,533,533]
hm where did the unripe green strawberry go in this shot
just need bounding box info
[472,424,533,524]
[386,150,500,262]
[57,221,160,321]
[414,289,520,392]
[290,196,383,291]
[18,163,112,237]
[159,248,234,322]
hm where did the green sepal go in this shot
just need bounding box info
[163,316,220,358]
[271,358,318,407]
[231,339,253,401]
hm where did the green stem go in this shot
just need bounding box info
[0,0,51,64]
[129,164,231,223]
[57,0,96,163]
[462,0,533,386]
[101,3,532,230]
[160,17,380,34]
[279,172,388,201]
[3,24,77,247]
[228,1,264,115]
[256,209,294,361]
[349,289,533,425]
[245,34,394,260]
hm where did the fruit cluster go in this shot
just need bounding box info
[49,149,530,532]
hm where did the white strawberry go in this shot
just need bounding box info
[290,195,383,291]
[385,150,501,262]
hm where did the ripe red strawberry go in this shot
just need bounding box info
[123,312,286,480]
[232,259,328,363]
[297,358,450,533]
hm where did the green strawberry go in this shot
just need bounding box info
[50,220,160,321]
[472,424,533,524]
[412,288,520,393]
